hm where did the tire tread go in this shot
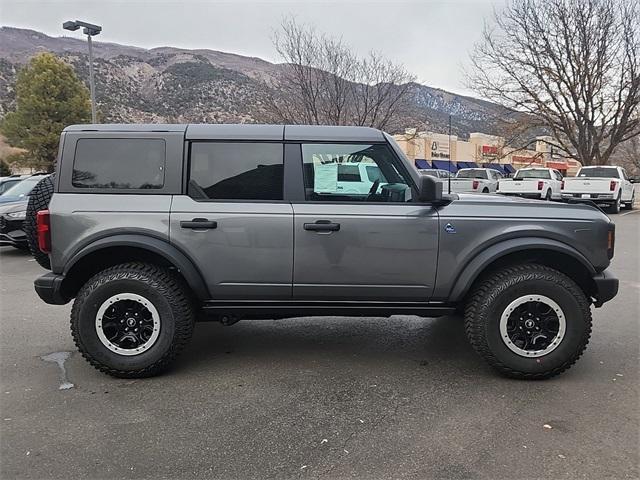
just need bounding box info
[71,262,195,378]
[464,263,592,380]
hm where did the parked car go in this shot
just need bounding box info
[0,198,29,249]
[310,161,386,195]
[0,174,30,195]
[0,174,49,204]
[31,124,617,380]
[497,168,563,200]
[0,174,50,249]
[562,166,635,213]
[450,168,503,193]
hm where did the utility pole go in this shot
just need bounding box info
[63,20,102,123]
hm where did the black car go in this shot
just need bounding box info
[0,174,50,249]
[0,199,29,249]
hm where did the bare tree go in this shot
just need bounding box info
[468,0,640,166]
[265,17,415,130]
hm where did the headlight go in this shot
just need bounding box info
[6,210,26,219]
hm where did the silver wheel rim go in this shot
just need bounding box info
[95,293,161,356]
[499,295,566,358]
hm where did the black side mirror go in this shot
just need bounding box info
[418,175,443,202]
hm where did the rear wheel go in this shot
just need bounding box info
[482,187,489,193]
[608,193,621,214]
[25,175,55,269]
[545,189,552,201]
[71,262,195,378]
[623,193,635,210]
[464,264,592,379]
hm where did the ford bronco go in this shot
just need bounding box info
[29,124,618,379]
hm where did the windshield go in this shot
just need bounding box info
[578,167,619,178]
[1,177,44,197]
[456,169,488,179]
[514,169,550,180]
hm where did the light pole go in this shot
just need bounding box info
[63,20,102,123]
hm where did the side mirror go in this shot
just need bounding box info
[418,175,443,202]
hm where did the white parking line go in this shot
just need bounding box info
[620,209,640,216]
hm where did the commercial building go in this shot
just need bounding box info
[394,130,581,176]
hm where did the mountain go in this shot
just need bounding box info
[0,26,506,136]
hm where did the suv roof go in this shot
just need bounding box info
[63,124,386,143]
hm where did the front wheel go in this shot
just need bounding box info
[71,262,195,378]
[464,264,592,379]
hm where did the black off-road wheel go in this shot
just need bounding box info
[464,264,592,380]
[25,174,55,269]
[71,262,195,378]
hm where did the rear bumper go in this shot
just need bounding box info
[592,269,619,307]
[34,273,70,305]
[499,192,543,199]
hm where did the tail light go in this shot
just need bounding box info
[537,181,544,190]
[472,180,479,190]
[561,180,565,190]
[37,209,51,254]
[607,223,615,259]
[610,180,617,191]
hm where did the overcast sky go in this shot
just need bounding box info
[0,0,501,96]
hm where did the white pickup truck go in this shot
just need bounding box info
[562,165,635,213]
[450,168,503,193]
[497,167,563,200]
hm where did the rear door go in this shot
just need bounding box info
[290,142,439,301]
[170,141,293,299]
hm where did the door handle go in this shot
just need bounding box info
[180,218,218,229]
[303,220,340,232]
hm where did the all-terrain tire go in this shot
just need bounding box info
[464,264,592,380]
[25,174,55,269]
[71,262,195,378]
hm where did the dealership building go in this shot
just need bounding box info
[393,130,581,176]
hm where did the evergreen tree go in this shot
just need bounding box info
[1,53,91,172]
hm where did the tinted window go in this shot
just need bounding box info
[0,179,21,194]
[73,138,165,189]
[419,170,439,178]
[578,167,619,178]
[302,144,413,202]
[457,169,488,179]
[337,164,361,182]
[189,142,283,201]
[514,169,551,180]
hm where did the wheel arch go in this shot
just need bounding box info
[448,238,597,304]
[61,235,210,301]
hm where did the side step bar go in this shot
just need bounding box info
[201,300,456,320]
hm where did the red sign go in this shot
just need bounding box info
[482,145,499,155]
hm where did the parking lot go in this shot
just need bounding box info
[0,210,638,479]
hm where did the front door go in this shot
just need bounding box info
[292,143,439,301]
[170,141,293,299]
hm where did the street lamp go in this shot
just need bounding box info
[63,20,102,123]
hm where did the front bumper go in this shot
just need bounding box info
[0,216,27,247]
[34,273,70,305]
[592,269,619,307]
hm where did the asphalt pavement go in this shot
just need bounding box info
[1,210,638,480]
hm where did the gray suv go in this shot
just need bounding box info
[31,124,618,379]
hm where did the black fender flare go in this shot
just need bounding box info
[447,237,596,302]
[64,234,210,300]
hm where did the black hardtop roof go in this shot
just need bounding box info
[63,124,386,142]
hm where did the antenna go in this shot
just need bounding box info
[448,114,452,194]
